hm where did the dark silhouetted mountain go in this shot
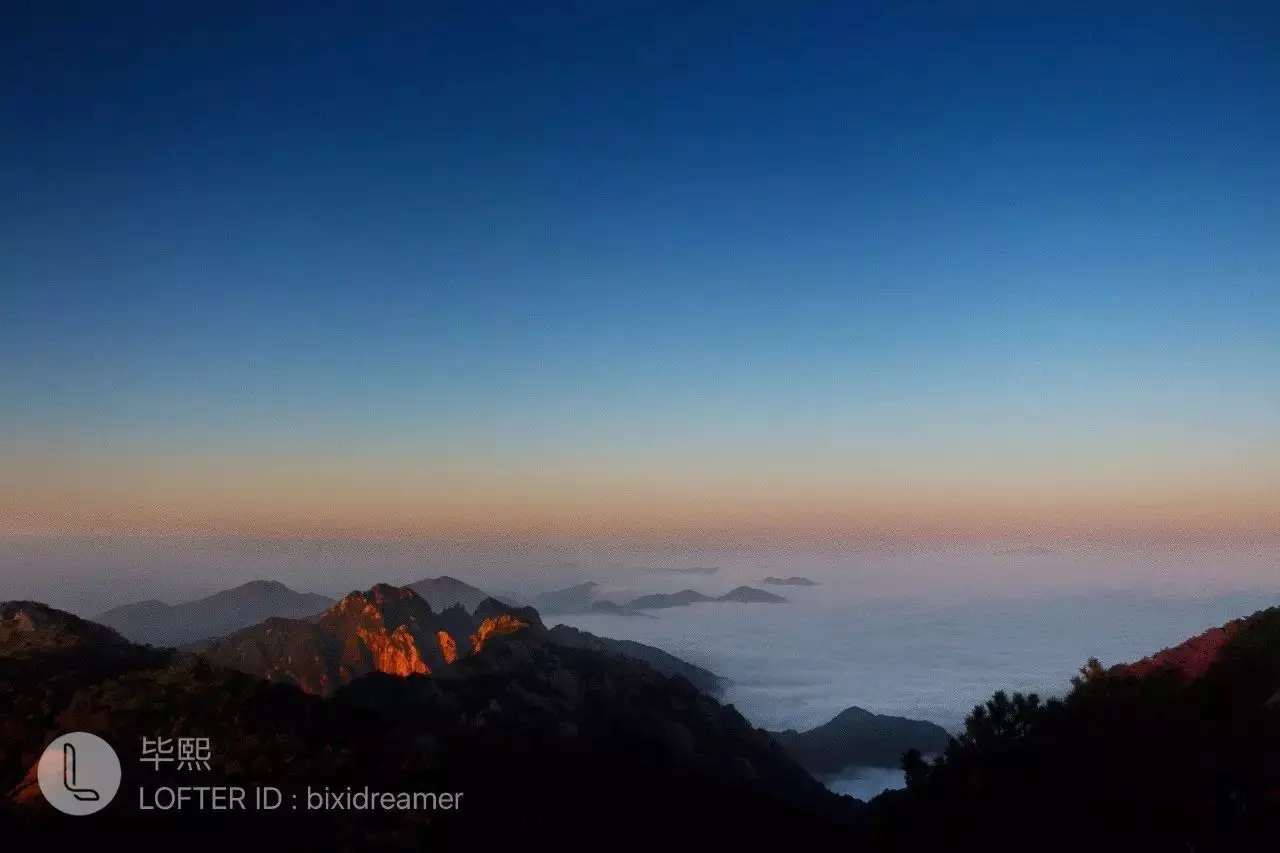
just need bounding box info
[589,599,657,617]
[94,580,335,647]
[626,586,788,609]
[762,575,820,586]
[2,600,137,657]
[546,624,725,696]
[718,585,788,603]
[531,581,600,613]
[1,601,175,801]
[473,595,542,626]
[770,706,950,773]
[335,628,856,829]
[405,575,495,612]
[198,585,538,695]
[2,602,860,847]
[627,589,718,609]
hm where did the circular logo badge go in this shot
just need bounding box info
[37,732,121,815]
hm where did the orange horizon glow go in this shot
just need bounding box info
[4,443,1277,546]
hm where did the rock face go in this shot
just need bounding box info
[199,585,542,695]
[437,630,458,664]
[93,580,336,648]
[770,706,951,774]
[469,613,530,655]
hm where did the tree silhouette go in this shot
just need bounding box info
[855,614,1280,853]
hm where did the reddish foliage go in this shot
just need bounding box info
[1115,619,1249,681]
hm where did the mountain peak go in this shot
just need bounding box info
[94,582,336,648]
[201,584,543,695]
[407,576,494,613]
[530,581,602,614]
[236,579,289,592]
[432,575,468,586]
[1,600,132,656]
[717,586,788,604]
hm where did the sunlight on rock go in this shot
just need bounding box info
[357,625,430,677]
[470,615,529,655]
[437,630,458,664]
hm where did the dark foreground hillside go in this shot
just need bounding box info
[0,597,859,848]
[855,606,1280,853]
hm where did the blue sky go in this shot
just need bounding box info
[2,2,1278,542]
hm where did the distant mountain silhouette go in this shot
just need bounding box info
[762,575,820,587]
[546,624,725,696]
[198,585,535,695]
[626,589,717,609]
[770,707,950,773]
[719,585,789,603]
[93,580,335,647]
[405,575,496,612]
[626,586,788,609]
[531,581,600,613]
[589,599,657,618]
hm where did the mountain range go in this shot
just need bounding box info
[1,591,859,847]
[96,576,788,651]
[94,580,335,647]
[762,575,820,587]
[627,586,789,609]
[6,583,1280,849]
[197,585,532,695]
[512,580,790,613]
[529,580,602,613]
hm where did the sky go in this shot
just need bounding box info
[3,2,1279,562]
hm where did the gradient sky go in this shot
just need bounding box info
[3,2,1279,546]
